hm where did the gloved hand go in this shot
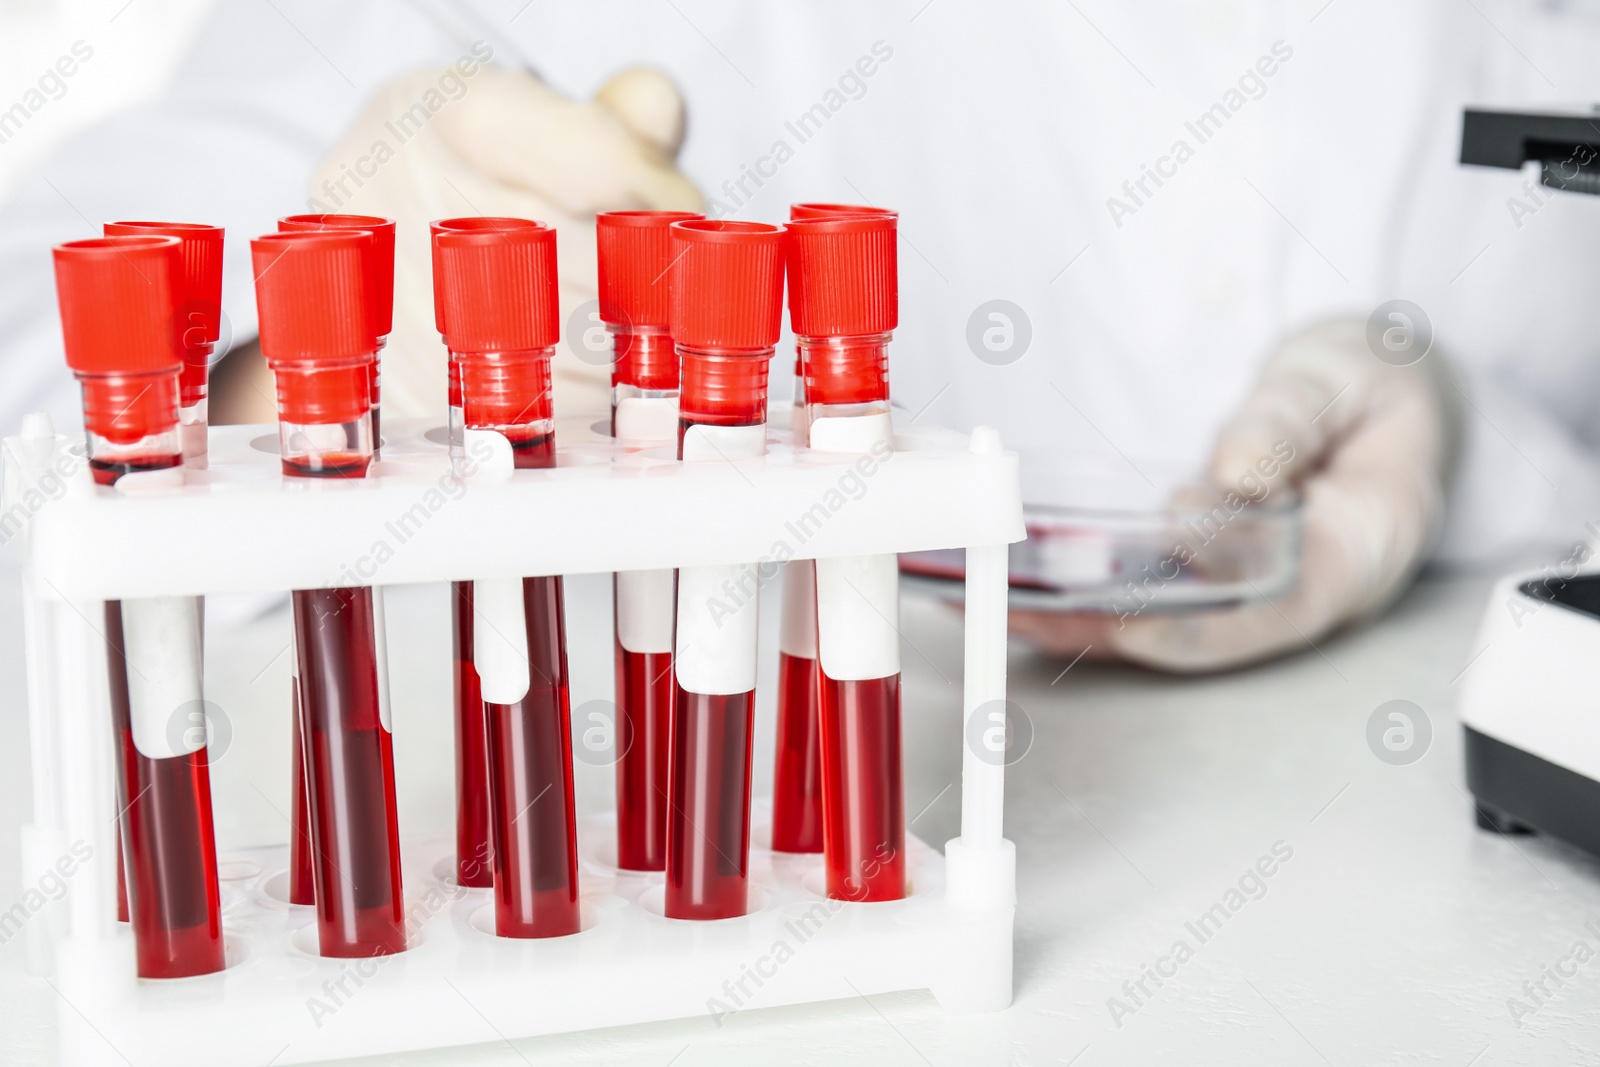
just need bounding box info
[306,64,703,419]
[1010,316,1462,672]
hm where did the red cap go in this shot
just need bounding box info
[669,220,784,351]
[251,231,374,366]
[784,214,898,338]
[597,210,703,329]
[789,203,897,220]
[54,235,182,377]
[279,214,395,338]
[436,225,559,354]
[104,221,224,407]
[429,217,546,335]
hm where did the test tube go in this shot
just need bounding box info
[770,204,899,857]
[102,221,224,469]
[431,215,547,888]
[276,215,395,903]
[438,223,580,938]
[278,214,396,454]
[252,229,406,957]
[785,212,906,901]
[99,221,225,919]
[665,219,784,919]
[596,210,702,871]
[53,235,226,978]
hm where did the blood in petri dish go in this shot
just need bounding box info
[89,452,183,487]
[483,576,580,937]
[292,586,406,957]
[104,602,225,978]
[614,640,672,871]
[771,652,824,853]
[452,581,492,887]
[289,691,315,905]
[280,452,372,479]
[665,688,754,920]
[819,673,906,902]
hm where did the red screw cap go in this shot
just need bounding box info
[784,214,898,338]
[251,231,374,365]
[54,235,182,376]
[103,221,224,344]
[789,203,897,221]
[597,210,704,329]
[669,220,784,351]
[429,217,546,336]
[279,214,396,338]
[436,224,559,355]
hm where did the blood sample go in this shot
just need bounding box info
[278,214,395,454]
[665,219,784,919]
[785,212,906,901]
[252,230,406,957]
[100,222,226,914]
[596,210,702,871]
[771,205,900,856]
[53,234,225,977]
[431,216,546,887]
[437,223,580,937]
[102,221,224,469]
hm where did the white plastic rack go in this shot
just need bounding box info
[4,411,1024,1066]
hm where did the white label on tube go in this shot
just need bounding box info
[816,553,901,681]
[122,595,205,759]
[676,562,761,694]
[617,569,674,654]
[807,411,894,455]
[680,422,766,463]
[675,421,765,692]
[779,559,817,658]
[473,576,530,704]
[462,427,515,481]
[614,397,679,442]
[371,586,393,733]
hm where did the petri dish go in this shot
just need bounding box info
[900,451,1302,613]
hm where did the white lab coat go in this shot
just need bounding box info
[2,0,1598,562]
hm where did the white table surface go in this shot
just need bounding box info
[3,562,1599,1066]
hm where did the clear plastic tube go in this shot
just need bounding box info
[458,347,580,937]
[772,646,824,854]
[611,325,679,870]
[84,373,224,977]
[278,362,406,957]
[667,345,770,919]
[105,601,225,977]
[451,580,492,887]
[800,333,907,902]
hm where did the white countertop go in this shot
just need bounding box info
[2,564,1598,1066]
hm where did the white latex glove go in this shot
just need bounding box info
[307,65,703,420]
[1010,317,1461,672]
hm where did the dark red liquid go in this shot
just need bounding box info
[505,428,554,466]
[115,835,128,922]
[280,452,372,479]
[289,687,315,905]
[452,581,492,888]
[666,688,753,920]
[89,452,183,487]
[483,576,579,937]
[614,640,672,871]
[772,653,824,853]
[819,673,906,901]
[104,603,225,978]
[292,586,406,957]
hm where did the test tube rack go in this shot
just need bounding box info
[4,411,1024,1067]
